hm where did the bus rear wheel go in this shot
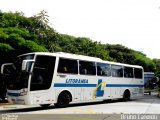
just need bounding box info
[55,92,70,108]
[123,90,130,101]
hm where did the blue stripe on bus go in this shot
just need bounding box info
[106,84,144,87]
[54,83,97,87]
[54,83,144,87]
[7,92,20,96]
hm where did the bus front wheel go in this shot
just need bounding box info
[55,92,70,108]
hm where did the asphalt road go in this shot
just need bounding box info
[0,93,160,114]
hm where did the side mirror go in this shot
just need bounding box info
[1,63,14,75]
[22,60,34,72]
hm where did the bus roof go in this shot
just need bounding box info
[20,52,143,69]
[21,52,103,62]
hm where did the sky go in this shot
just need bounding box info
[1,0,160,59]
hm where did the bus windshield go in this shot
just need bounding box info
[6,54,34,90]
[30,55,56,91]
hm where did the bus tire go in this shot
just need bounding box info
[40,104,50,108]
[123,90,130,101]
[55,92,70,108]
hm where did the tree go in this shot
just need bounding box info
[29,10,59,51]
[133,52,156,72]
[153,59,160,78]
[0,27,48,65]
[0,43,15,63]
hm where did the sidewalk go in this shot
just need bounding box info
[0,100,13,106]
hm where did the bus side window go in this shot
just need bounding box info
[124,67,133,78]
[58,58,78,74]
[112,71,116,77]
[111,65,123,77]
[79,61,96,75]
[97,63,111,76]
[81,69,87,75]
[63,66,68,73]
[134,68,142,79]
[99,70,103,75]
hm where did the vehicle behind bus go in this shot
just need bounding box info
[144,72,157,95]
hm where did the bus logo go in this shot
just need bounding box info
[92,79,105,99]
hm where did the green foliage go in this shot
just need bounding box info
[0,43,14,52]
[104,44,156,72]
[7,33,25,48]
[0,27,48,53]
[133,52,156,72]
[23,40,48,52]
[153,59,160,78]
[0,31,8,41]
[105,44,136,64]
[0,43,15,63]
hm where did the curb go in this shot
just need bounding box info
[0,102,14,106]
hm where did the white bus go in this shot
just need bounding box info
[1,52,144,107]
